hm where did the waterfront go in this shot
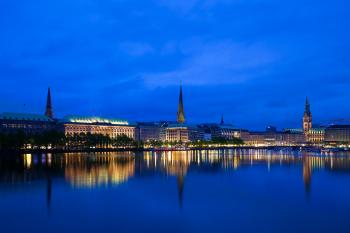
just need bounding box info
[0,149,350,233]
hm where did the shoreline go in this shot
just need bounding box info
[0,145,347,155]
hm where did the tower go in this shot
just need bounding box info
[220,114,224,125]
[177,84,185,124]
[303,97,312,133]
[45,87,53,119]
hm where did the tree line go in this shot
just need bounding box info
[144,137,244,148]
[0,130,244,151]
[0,130,138,150]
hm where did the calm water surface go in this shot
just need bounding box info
[0,149,350,233]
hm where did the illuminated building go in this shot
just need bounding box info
[160,124,204,143]
[244,132,266,146]
[307,127,325,144]
[161,125,189,142]
[62,116,135,139]
[303,97,312,134]
[325,125,350,144]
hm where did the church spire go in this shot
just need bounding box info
[303,96,312,133]
[304,96,311,115]
[45,87,53,119]
[220,114,224,125]
[177,83,185,124]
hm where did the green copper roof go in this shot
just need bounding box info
[0,112,53,122]
[63,115,129,125]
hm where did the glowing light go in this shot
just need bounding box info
[64,116,129,125]
[24,154,32,169]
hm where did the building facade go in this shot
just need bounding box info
[161,125,189,142]
[0,112,58,134]
[303,97,312,133]
[324,125,350,144]
[307,128,325,144]
[62,116,135,139]
[135,122,162,142]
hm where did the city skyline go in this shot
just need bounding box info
[1,85,349,131]
[1,0,350,130]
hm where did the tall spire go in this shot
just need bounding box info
[304,96,311,115]
[220,114,224,125]
[45,87,53,119]
[177,83,185,124]
[303,96,312,133]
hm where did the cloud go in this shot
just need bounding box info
[142,39,278,87]
[118,42,155,57]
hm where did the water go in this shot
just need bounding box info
[0,149,350,233]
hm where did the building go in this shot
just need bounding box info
[307,127,325,144]
[135,122,162,142]
[303,97,312,133]
[198,119,245,141]
[301,97,325,144]
[0,112,58,134]
[62,116,135,139]
[160,124,204,142]
[282,130,306,145]
[244,132,266,146]
[0,88,58,134]
[324,125,350,144]
[161,125,189,142]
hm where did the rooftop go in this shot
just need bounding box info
[327,125,350,129]
[0,112,53,122]
[62,115,129,125]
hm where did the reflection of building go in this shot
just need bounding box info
[303,156,312,195]
[62,116,135,139]
[325,125,350,144]
[64,153,135,188]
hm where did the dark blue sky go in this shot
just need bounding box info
[1,0,350,130]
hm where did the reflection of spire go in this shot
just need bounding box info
[47,176,52,212]
[45,87,53,119]
[177,175,184,209]
[303,156,311,198]
[177,83,185,124]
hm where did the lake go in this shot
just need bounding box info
[0,149,349,233]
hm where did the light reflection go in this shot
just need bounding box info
[64,153,135,188]
[24,154,32,169]
[3,149,350,196]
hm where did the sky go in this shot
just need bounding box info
[1,0,350,130]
